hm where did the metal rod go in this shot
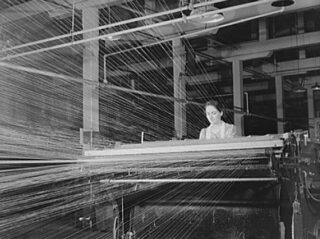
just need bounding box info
[102,177,278,183]
[85,139,283,157]
[1,0,274,61]
[0,0,227,54]
[83,164,270,173]
[102,6,283,59]
[146,199,279,207]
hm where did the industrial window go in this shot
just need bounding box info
[304,8,320,33]
[273,48,299,62]
[268,13,297,39]
[215,20,259,44]
[305,44,320,58]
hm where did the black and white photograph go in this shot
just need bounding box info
[0,0,320,238]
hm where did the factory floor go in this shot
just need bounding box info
[4,215,110,239]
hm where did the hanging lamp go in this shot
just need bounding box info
[293,78,307,93]
[312,82,320,91]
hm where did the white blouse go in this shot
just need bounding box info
[199,122,236,140]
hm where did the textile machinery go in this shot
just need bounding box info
[79,132,320,239]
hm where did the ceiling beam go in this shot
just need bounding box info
[186,56,320,85]
[105,31,320,80]
[70,0,131,9]
[0,0,70,24]
[261,57,320,76]
[208,31,320,60]
[106,56,320,86]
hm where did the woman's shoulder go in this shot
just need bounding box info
[224,122,234,128]
[199,127,209,139]
[201,126,211,132]
[224,122,237,137]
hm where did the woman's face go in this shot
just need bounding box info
[206,105,223,125]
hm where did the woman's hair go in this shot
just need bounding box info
[205,100,223,112]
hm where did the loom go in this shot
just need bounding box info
[1,131,319,239]
[80,133,307,239]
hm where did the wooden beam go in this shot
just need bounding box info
[207,31,320,59]
[275,75,284,133]
[173,39,187,139]
[233,59,244,136]
[84,136,283,157]
[83,7,100,133]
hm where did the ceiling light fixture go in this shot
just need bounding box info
[201,12,224,24]
[293,77,307,93]
[191,9,225,24]
[271,0,295,7]
[312,82,320,91]
[106,35,121,41]
[293,85,307,93]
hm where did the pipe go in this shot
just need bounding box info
[0,0,227,54]
[103,6,283,59]
[102,7,283,87]
[145,199,279,206]
[1,0,275,61]
[101,177,278,183]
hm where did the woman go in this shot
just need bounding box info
[199,100,236,140]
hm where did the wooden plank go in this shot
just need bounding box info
[84,136,283,157]
[102,177,278,183]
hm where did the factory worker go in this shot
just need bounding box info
[199,100,236,140]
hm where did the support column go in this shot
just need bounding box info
[82,7,99,145]
[259,18,268,41]
[275,75,285,133]
[145,0,156,25]
[307,86,315,139]
[232,59,244,136]
[297,11,305,34]
[297,12,306,60]
[173,39,186,139]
